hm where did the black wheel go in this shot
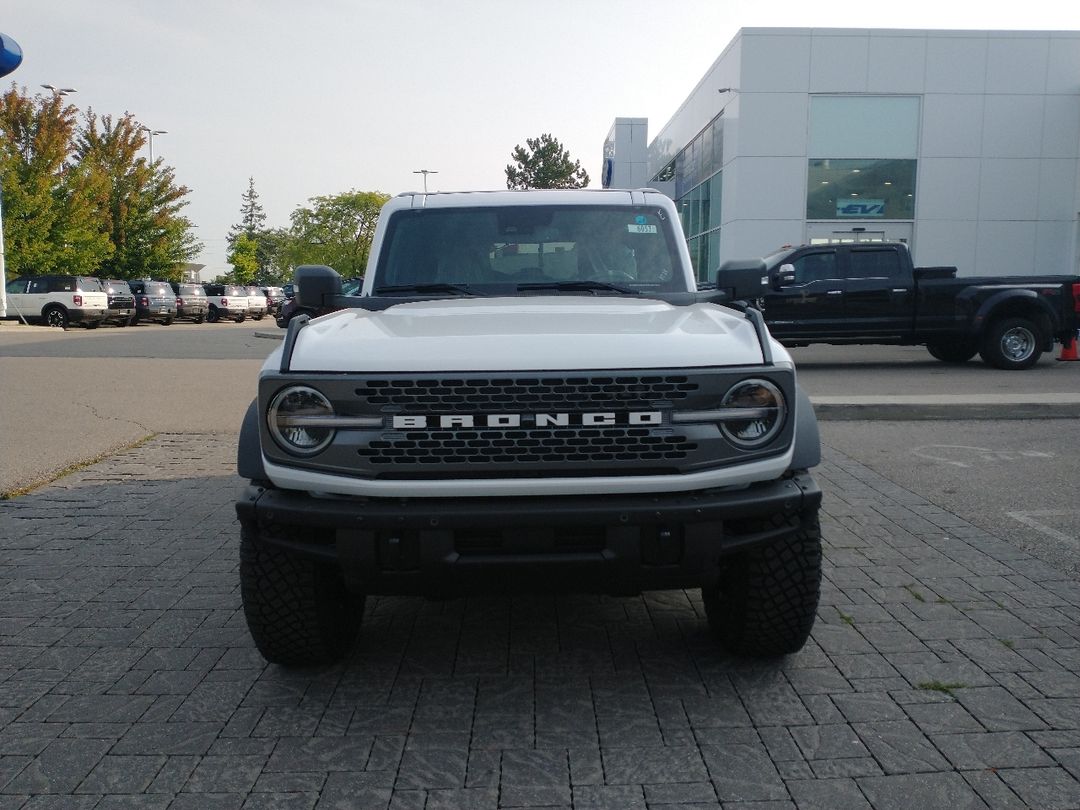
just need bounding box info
[117,318,128,327]
[207,307,220,323]
[253,313,264,321]
[163,317,174,326]
[44,306,69,329]
[130,315,140,326]
[84,321,100,330]
[194,314,205,324]
[979,316,1043,370]
[703,510,821,657]
[927,340,977,363]
[240,522,364,666]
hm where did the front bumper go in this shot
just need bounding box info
[236,471,822,596]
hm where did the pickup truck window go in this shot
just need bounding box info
[791,252,839,284]
[848,249,902,279]
[376,205,685,294]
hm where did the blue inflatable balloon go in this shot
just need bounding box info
[0,33,24,79]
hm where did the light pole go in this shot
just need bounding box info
[413,169,438,193]
[140,126,167,164]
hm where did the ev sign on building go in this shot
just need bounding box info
[836,198,886,217]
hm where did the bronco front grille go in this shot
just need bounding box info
[353,375,699,412]
[359,427,697,466]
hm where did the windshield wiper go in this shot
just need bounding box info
[515,280,637,295]
[374,283,482,296]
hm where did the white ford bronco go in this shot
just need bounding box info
[236,189,823,665]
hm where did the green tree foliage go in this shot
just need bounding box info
[285,190,390,277]
[226,177,286,281]
[0,85,113,275]
[76,111,201,281]
[227,232,259,284]
[505,133,590,190]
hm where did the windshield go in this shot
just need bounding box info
[375,205,685,294]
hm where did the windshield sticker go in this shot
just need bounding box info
[627,223,657,234]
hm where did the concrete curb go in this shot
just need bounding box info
[812,394,1080,421]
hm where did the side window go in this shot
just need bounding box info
[28,278,50,293]
[6,279,27,294]
[791,252,839,284]
[848,249,901,279]
[49,277,76,292]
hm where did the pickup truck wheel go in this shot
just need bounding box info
[926,341,977,363]
[44,306,69,329]
[703,510,821,658]
[194,314,205,324]
[980,317,1043,370]
[240,522,364,666]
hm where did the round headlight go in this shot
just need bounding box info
[720,379,786,448]
[268,386,335,455]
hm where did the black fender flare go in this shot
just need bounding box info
[971,289,1058,346]
[791,385,821,470]
[237,398,268,481]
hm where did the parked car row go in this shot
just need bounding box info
[2,274,286,329]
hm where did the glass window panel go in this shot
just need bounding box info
[707,230,722,282]
[687,185,700,237]
[791,252,840,283]
[675,150,687,199]
[701,125,714,180]
[712,116,724,168]
[848,249,902,279]
[699,180,710,239]
[809,96,920,159]
[708,172,723,231]
[699,231,710,280]
[806,158,917,220]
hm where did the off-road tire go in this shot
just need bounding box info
[979,316,1043,370]
[703,510,821,657]
[194,314,205,324]
[207,307,220,323]
[926,340,977,364]
[240,522,364,666]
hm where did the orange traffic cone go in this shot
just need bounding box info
[1058,332,1079,362]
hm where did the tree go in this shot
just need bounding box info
[227,232,258,284]
[229,176,267,242]
[285,190,390,277]
[75,111,202,279]
[0,84,113,276]
[505,133,590,190]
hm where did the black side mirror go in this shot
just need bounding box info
[294,265,342,308]
[715,259,768,301]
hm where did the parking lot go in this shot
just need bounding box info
[1,322,1079,808]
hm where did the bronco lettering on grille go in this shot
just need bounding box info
[392,412,663,429]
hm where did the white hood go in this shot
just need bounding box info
[280,296,773,373]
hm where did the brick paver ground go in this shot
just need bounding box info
[1,435,1078,809]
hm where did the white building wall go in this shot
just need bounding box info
[628,27,1080,279]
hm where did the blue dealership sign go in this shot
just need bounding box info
[0,33,23,78]
[836,198,885,217]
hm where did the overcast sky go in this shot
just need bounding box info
[5,0,1076,278]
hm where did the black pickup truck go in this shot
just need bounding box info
[717,242,1080,370]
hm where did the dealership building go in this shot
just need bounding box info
[603,28,1080,280]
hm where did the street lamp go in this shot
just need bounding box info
[413,169,438,193]
[140,126,167,164]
